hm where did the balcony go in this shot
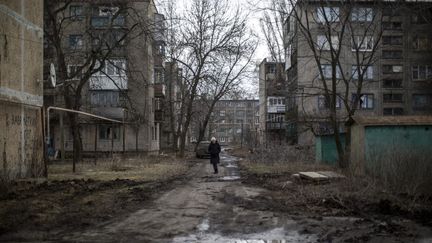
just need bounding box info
[155,110,164,122]
[90,107,125,120]
[154,83,166,98]
[267,105,286,113]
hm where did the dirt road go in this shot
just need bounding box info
[59,153,431,242]
[2,153,431,242]
[56,153,316,242]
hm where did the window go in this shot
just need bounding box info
[383,79,402,88]
[100,59,126,77]
[382,36,403,46]
[70,5,83,20]
[154,70,164,84]
[321,64,341,79]
[154,98,162,111]
[352,94,374,109]
[67,65,82,80]
[99,125,119,140]
[352,36,374,51]
[351,8,373,22]
[69,35,83,49]
[352,65,373,80]
[412,65,432,80]
[413,94,432,110]
[90,91,120,107]
[112,32,126,46]
[382,65,403,74]
[413,36,431,50]
[316,7,339,23]
[383,108,403,116]
[267,65,276,73]
[382,50,402,59]
[382,22,402,30]
[91,17,109,27]
[317,35,339,50]
[383,93,403,103]
[220,110,225,117]
[382,8,401,17]
[318,95,341,110]
[236,119,243,124]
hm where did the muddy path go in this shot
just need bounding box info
[60,153,432,242]
[2,153,432,242]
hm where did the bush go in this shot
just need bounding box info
[367,148,432,200]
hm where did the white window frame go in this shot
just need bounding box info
[352,36,374,51]
[352,65,373,80]
[317,35,339,51]
[412,65,432,80]
[316,7,340,23]
[352,93,374,109]
[318,94,342,110]
[351,7,373,22]
[321,64,342,79]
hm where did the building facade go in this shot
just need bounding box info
[0,0,44,179]
[159,61,183,151]
[44,0,163,156]
[285,1,432,146]
[189,99,259,146]
[258,59,287,145]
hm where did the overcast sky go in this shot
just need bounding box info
[156,0,273,97]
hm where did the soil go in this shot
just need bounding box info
[0,153,431,242]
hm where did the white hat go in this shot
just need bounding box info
[211,137,216,142]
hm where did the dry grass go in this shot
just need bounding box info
[48,155,189,181]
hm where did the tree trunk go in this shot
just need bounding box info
[68,113,82,172]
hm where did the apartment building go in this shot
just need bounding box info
[0,0,45,179]
[209,100,259,145]
[258,59,287,144]
[284,1,432,145]
[188,99,259,145]
[159,62,183,151]
[44,0,163,155]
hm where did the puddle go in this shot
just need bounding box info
[172,227,317,243]
[225,164,238,168]
[219,176,241,181]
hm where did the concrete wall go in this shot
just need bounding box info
[0,0,44,179]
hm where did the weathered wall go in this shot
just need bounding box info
[0,0,44,179]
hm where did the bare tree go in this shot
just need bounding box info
[44,1,153,171]
[161,0,255,157]
[286,0,386,168]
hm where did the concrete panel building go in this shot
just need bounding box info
[284,0,432,146]
[44,0,163,156]
[0,0,45,179]
[258,59,287,144]
[208,99,259,145]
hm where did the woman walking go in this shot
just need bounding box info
[208,137,221,174]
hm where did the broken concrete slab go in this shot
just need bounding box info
[316,171,346,179]
[299,172,329,181]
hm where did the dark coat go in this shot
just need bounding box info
[208,142,221,164]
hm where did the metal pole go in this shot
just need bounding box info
[59,112,64,162]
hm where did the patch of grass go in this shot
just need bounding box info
[47,156,189,181]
